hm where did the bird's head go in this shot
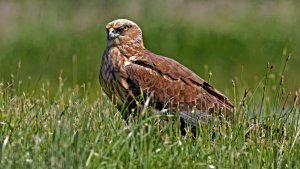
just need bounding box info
[105,19,144,47]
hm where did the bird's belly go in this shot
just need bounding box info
[100,69,128,106]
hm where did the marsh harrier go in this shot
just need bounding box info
[99,19,233,126]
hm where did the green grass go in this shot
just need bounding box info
[0,57,299,168]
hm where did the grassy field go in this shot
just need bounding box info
[0,62,299,168]
[1,0,300,168]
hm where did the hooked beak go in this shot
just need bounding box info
[107,27,119,40]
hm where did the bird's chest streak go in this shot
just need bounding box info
[102,47,130,104]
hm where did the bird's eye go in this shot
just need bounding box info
[123,26,129,31]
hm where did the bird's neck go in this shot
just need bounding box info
[127,38,144,48]
[104,41,146,69]
[113,41,145,58]
[107,37,145,48]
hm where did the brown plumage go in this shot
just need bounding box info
[99,19,233,126]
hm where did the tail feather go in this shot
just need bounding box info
[178,111,212,126]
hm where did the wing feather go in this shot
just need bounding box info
[124,50,233,122]
[137,50,232,106]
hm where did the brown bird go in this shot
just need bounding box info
[99,19,233,126]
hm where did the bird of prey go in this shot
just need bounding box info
[99,19,233,126]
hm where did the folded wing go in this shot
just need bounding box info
[122,49,233,124]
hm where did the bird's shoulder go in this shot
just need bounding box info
[130,49,205,86]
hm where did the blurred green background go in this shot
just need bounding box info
[0,0,299,93]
